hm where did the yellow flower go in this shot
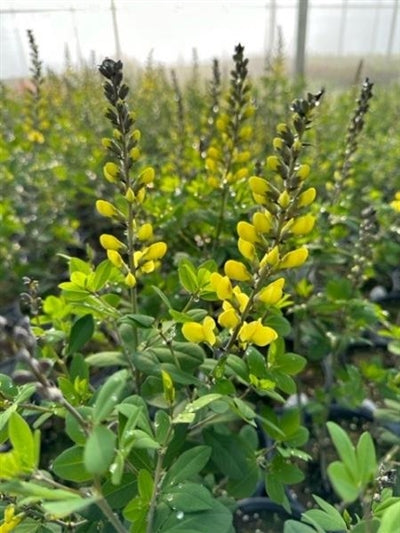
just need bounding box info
[278,190,290,208]
[210,273,233,300]
[280,247,309,269]
[260,246,280,268]
[231,168,248,183]
[130,147,141,160]
[257,277,285,305]
[290,215,316,235]
[266,156,280,171]
[232,287,249,312]
[239,125,252,141]
[272,137,283,150]
[239,320,278,346]
[136,187,146,203]
[224,260,252,281]
[125,187,135,203]
[96,200,118,218]
[252,211,272,233]
[297,187,316,207]
[218,308,240,329]
[101,137,112,148]
[143,242,167,261]
[103,162,119,183]
[27,130,44,144]
[182,317,216,345]
[124,272,137,287]
[206,158,217,172]
[207,147,220,160]
[0,505,24,532]
[137,223,153,241]
[107,250,124,268]
[249,176,269,196]
[100,234,125,251]
[297,164,310,180]
[234,151,251,163]
[238,238,256,261]
[140,260,155,273]
[140,167,155,184]
[390,193,400,211]
[237,221,258,243]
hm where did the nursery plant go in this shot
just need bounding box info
[0,42,399,533]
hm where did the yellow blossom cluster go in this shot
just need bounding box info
[97,65,167,287]
[181,93,322,352]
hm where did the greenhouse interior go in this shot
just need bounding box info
[0,1,399,532]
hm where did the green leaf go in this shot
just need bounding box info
[351,519,380,533]
[152,285,172,309]
[186,394,222,412]
[85,351,126,367]
[326,422,358,481]
[92,370,127,423]
[42,496,99,518]
[0,480,82,501]
[67,314,94,355]
[162,482,213,512]
[163,446,211,486]
[125,429,160,450]
[65,407,92,445]
[356,431,377,485]
[138,469,154,502]
[121,314,155,328]
[9,412,36,471]
[91,260,112,291]
[158,498,233,533]
[52,446,93,482]
[84,425,116,475]
[0,374,18,398]
[69,257,92,275]
[304,501,347,530]
[154,410,171,445]
[178,260,198,293]
[265,473,290,511]
[273,352,307,375]
[102,473,138,509]
[327,461,359,503]
[378,501,400,533]
[284,521,318,533]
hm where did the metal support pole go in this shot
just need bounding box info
[294,0,308,79]
[387,0,399,57]
[338,0,348,56]
[264,0,276,58]
[111,0,122,59]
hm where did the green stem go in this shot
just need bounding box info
[94,478,128,533]
[146,446,167,533]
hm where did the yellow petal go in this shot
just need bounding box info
[280,247,309,269]
[182,322,204,343]
[137,223,153,241]
[297,187,316,207]
[96,200,118,218]
[238,238,256,261]
[103,162,119,183]
[107,250,124,268]
[99,234,125,251]
[224,260,252,281]
[210,273,233,300]
[260,246,280,268]
[143,242,167,261]
[249,176,269,195]
[290,215,316,235]
[252,211,272,233]
[237,221,258,243]
[124,272,137,287]
[218,308,240,329]
[257,277,285,305]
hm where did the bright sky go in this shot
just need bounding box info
[1,1,399,79]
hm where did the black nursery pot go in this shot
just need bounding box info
[234,496,303,533]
